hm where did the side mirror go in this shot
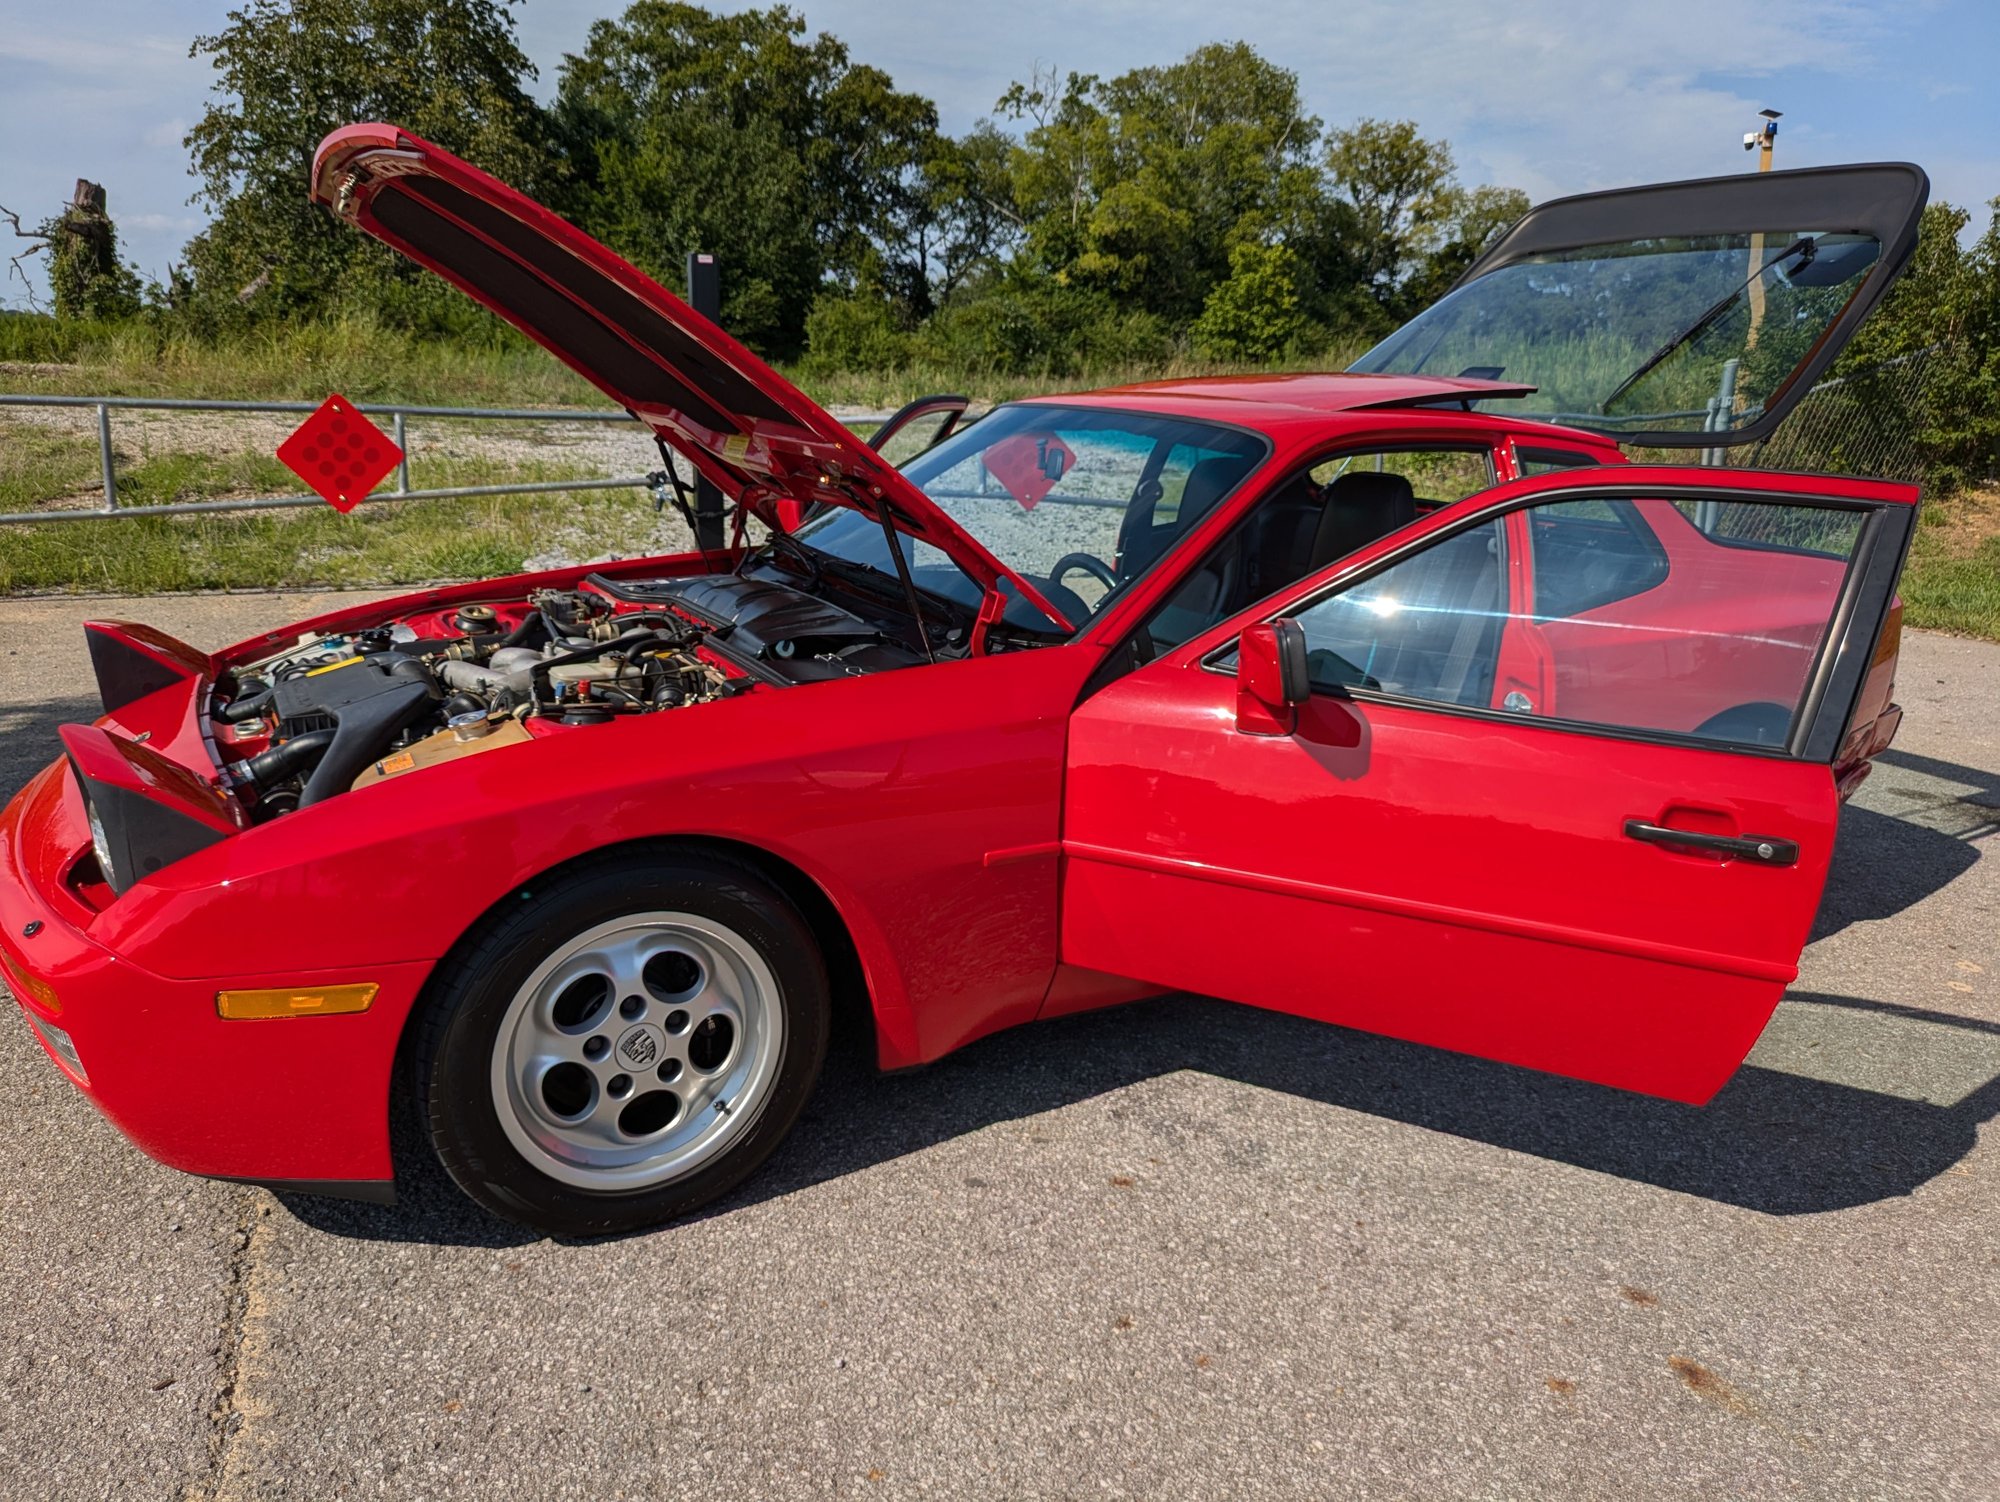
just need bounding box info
[1236,620,1309,735]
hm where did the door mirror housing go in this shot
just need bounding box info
[1236,620,1310,735]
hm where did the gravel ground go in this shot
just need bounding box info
[0,594,1993,1501]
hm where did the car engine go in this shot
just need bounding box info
[209,572,913,822]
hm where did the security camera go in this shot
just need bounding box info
[1744,133,1760,149]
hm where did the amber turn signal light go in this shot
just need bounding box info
[0,949,60,1014]
[216,983,379,1020]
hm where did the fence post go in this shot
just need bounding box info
[96,402,117,512]
[393,410,410,493]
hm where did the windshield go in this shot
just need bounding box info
[1351,229,1882,437]
[795,404,1267,631]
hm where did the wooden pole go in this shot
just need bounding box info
[1745,123,1776,357]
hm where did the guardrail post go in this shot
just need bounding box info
[393,410,410,493]
[96,402,117,511]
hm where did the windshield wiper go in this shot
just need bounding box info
[1602,236,1815,414]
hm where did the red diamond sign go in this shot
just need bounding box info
[276,394,402,513]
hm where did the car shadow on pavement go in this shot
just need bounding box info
[277,743,2000,1248]
[278,983,2000,1247]
[1811,749,1993,941]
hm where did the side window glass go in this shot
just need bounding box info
[1290,517,1508,705]
[1137,446,1488,662]
[1281,494,1868,749]
[1308,447,1493,506]
[1526,498,1668,618]
[1514,446,1602,476]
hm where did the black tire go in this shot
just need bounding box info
[408,848,830,1236]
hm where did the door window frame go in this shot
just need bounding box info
[1198,479,1910,764]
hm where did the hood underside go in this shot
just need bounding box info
[310,124,1070,630]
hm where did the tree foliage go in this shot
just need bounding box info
[552,3,942,354]
[181,0,549,325]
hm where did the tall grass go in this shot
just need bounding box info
[0,310,1375,411]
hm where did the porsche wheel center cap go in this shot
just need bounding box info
[615,1023,666,1072]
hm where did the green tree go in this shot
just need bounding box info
[40,182,143,320]
[1190,242,1309,361]
[1323,119,1524,327]
[999,45,1323,326]
[1837,200,2000,491]
[554,3,944,355]
[182,0,550,324]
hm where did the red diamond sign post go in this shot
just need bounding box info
[276,394,403,513]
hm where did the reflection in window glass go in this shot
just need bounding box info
[1352,230,1883,436]
[1280,495,1865,747]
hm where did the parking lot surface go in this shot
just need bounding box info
[1,590,1994,1500]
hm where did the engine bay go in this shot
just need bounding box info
[209,569,927,822]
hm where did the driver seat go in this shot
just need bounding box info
[1116,455,1254,578]
[1307,471,1418,570]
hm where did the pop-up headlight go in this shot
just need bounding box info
[59,724,245,896]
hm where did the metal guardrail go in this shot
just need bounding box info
[0,394,647,526]
[0,394,894,526]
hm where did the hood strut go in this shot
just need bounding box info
[867,493,938,664]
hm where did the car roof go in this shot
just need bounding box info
[1019,371,1623,450]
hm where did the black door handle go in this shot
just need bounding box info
[1623,820,1800,867]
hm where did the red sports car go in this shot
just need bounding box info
[0,128,1928,1234]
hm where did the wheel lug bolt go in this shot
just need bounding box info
[608,1073,632,1099]
[665,1009,690,1034]
[583,1037,609,1061]
[657,1058,682,1083]
[619,996,645,1019]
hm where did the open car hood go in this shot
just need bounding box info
[1350,162,1929,447]
[310,124,1071,629]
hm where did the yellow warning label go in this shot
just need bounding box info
[721,433,751,463]
[376,752,416,775]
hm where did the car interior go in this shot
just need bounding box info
[1136,449,1484,658]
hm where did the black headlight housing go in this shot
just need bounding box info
[59,725,244,896]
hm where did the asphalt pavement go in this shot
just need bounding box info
[0,590,1994,1501]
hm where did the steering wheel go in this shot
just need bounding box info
[1050,551,1118,594]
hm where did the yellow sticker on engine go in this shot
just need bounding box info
[376,752,416,776]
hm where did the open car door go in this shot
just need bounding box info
[1060,466,1917,1104]
[1350,163,1928,448]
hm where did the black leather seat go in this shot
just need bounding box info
[1116,454,1254,578]
[1307,471,1418,570]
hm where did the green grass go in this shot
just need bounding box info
[0,316,610,408]
[0,483,684,595]
[2,316,1994,636]
[1900,515,2000,640]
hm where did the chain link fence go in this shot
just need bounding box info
[1722,348,1934,484]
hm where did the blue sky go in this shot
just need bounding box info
[2,0,1996,308]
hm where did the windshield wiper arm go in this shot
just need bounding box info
[1602,236,1815,414]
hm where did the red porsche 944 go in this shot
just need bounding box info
[0,127,1928,1233]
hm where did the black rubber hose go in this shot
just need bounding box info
[215,681,275,724]
[498,610,546,649]
[238,729,335,790]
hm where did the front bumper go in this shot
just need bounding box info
[0,757,428,1188]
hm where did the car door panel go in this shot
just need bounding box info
[1058,466,1917,1104]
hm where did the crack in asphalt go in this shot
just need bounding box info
[183,1189,273,1502]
